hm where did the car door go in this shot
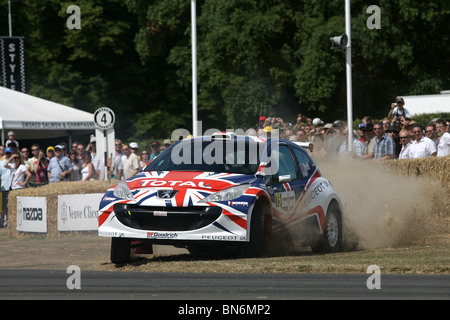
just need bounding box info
[266,143,305,220]
[290,143,316,183]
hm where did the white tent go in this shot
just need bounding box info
[400,93,450,116]
[0,86,95,142]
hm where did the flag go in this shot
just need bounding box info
[0,37,26,93]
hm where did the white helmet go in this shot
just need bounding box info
[312,118,323,126]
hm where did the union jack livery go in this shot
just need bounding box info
[98,133,343,263]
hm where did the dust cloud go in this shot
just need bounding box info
[318,157,448,250]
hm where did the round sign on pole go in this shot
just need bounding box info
[94,107,115,130]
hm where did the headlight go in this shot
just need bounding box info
[113,181,135,201]
[198,184,250,203]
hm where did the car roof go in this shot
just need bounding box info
[185,134,312,151]
[186,132,267,143]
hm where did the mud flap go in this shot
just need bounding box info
[131,241,153,254]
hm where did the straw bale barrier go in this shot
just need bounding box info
[7,180,118,238]
[385,156,450,190]
[5,156,449,239]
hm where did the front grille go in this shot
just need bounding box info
[114,203,222,231]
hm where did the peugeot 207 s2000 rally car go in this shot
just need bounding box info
[98,132,343,263]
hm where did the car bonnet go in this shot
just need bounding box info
[127,170,256,193]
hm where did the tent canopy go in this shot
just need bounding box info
[0,86,95,141]
[400,94,450,116]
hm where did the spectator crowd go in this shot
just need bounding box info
[254,98,449,162]
[0,97,449,227]
[0,130,169,227]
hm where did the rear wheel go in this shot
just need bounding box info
[110,237,132,264]
[311,202,342,253]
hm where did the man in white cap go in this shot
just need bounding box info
[47,145,73,182]
[388,97,411,121]
[130,142,139,154]
[122,144,140,179]
[312,118,323,127]
[5,131,19,148]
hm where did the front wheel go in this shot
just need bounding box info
[311,202,342,253]
[241,204,268,258]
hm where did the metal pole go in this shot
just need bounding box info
[103,129,108,181]
[345,0,353,151]
[8,0,12,36]
[191,0,198,137]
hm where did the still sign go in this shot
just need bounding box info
[94,107,115,181]
[94,107,115,130]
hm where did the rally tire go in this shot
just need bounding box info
[110,237,132,264]
[242,203,267,258]
[311,201,342,253]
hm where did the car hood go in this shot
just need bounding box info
[127,171,257,193]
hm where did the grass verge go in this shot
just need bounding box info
[103,240,450,274]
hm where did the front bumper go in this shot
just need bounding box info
[98,202,250,243]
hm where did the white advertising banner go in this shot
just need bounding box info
[16,197,47,233]
[58,194,103,231]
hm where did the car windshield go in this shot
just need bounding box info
[144,138,263,174]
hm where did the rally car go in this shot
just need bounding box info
[98,132,343,263]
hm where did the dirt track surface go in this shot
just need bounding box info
[0,231,111,270]
[2,159,448,274]
[2,225,450,275]
[0,229,190,271]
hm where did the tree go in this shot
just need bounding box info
[129,0,353,129]
[2,0,151,139]
[2,0,449,139]
[349,0,450,117]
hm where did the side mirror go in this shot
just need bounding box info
[279,175,291,183]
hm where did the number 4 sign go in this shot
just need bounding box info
[94,107,115,130]
[94,107,116,181]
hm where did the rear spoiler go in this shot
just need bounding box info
[211,132,237,140]
[293,141,314,153]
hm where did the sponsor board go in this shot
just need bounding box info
[16,197,47,233]
[0,37,26,93]
[58,194,104,231]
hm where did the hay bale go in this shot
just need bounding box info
[385,156,450,190]
[6,180,118,239]
[6,156,449,239]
